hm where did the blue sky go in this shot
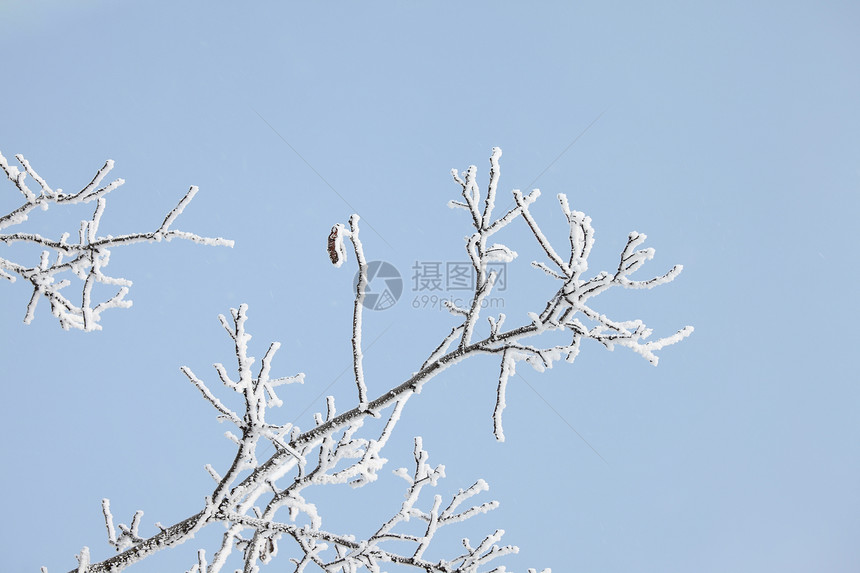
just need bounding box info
[1,1,859,571]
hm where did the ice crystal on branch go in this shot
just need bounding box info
[0,150,233,331]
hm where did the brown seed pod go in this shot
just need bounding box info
[327,225,340,265]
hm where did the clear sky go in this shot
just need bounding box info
[1,1,859,572]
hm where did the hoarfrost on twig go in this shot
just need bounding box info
[1,150,233,331]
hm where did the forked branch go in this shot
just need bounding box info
[1,150,233,331]
[57,147,689,573]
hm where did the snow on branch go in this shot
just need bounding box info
[69,305,537,572]
[0,150,233,331]
[444,149,693,439]
[59,147,689,573]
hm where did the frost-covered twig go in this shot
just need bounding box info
[101,500,146,552]
[327,218,369,409]
[0,150,233,331]
[346,216,369,409]
[447,149,693,439]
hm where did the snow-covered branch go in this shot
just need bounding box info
[57,147,689,573]
[445,149,693,440]
[0,150,233,331]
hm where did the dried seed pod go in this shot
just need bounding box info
[327,226,339,264]
[327,224,346,266]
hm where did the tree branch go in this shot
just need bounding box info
[1,150,233,331]
[59,147,689,573]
